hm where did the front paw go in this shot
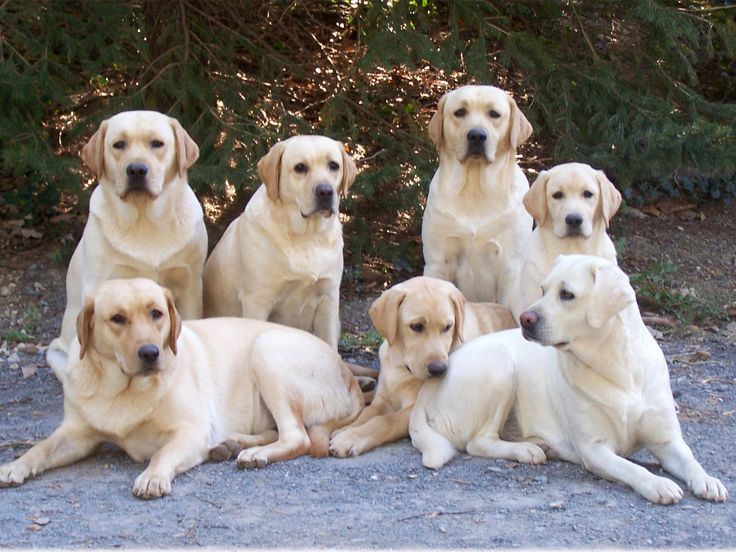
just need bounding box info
[329,430,369,458]
[209,439,242,462]
[690,475,729,502]
[133,471,172,499]
[640,475,683,505]
[236,447,270,469]
[513,442,547,465]
[0,462,31,488]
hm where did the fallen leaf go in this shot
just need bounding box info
[20,228,43,240]
[21,364,38,379]
[641,205,662,217]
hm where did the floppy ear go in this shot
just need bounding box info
[449,286,466,352]
[164,289,182,356]
[81,119,109,180]
[76,296,95,359]
[586,261,636,329]
[508,95,533,150]
[369,287,406,346]
[257,141,285,202]
[595,170,622,228]
[428,93,448,151]
[523,170,550,226]
[338,144,357,196]
[170,118,200,178]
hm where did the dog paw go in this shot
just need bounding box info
[690,475,729,502]
[132,471,172,499]
[328,431,367,458]
[422,448,455,470]
[513,442,547,465]
[640,475,683,505]
[0,463,31,487]
[209,439,241,462]
[236,448,270,469]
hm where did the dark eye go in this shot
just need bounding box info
[583,190,594,198]
[112,141,126,150]
[410,323,425,333]
[151,309,163,320]
[111,314,126,324]
[295,163,308,174]
[453,108,467,118]
[442,323,453,333]
[151,140,164,149]
[560,289,575,301]
[489,110,501,119]
[328,160,340,171]
[552,191,564,200]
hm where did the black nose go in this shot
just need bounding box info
[126,163,148,180]
[565,213,583,228]
[138,344,160,364]
[467,128,487,144]
[427,361,447,378]
[315,184,335,199]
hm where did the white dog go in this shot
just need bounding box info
[411,255,728,504]
[47,111,207,377]
[510,162,622,319]
[422,85,533,304]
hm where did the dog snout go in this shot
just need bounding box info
[137,344,160,364]
[315,183,335,201]
[126,162,148,181]
[427,360,447,378]
[466,128,487,146]
[565,213,583,229]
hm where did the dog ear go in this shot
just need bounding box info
[523,170,549,226]
[428,93,448,151]
[586,261,636,329]
[338,144,357,196]
[369,287,406,346]
[449,286,466,352]
[170,118,200,178]
[164,289,182,356]
[508,95,533,150]
[76,296,95,359]
[258,141,286,202]
[81,119,109,180]
[595,170,622,228]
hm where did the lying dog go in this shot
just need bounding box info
[1,279,363,499]
[47,111,208,377]
[410,255,728,504]
[422,85,533,304]
[510,162,622,319]
[203,135,356,350]
[329,276,515,457]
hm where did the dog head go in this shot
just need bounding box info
[369,276,466,380]
[76,278,182,377]
[257,135,356,219]
[523,163,622,238]
[428,85,532,164]
[81,110,199,200]
[519,255,635,350]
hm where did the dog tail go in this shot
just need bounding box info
[307,369,365,457]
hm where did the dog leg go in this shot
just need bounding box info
[466,437,546,465]
[409,401,457,469]
[0,424,100,487]
[208,430,279,462]
[329,405,412,457]
[312,293,340,350]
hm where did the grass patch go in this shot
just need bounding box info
[339,329,384,351]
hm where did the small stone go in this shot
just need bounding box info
[549,501,565,510]
[0,286,9,297]
[8,352,20,363]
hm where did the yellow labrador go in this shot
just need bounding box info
[509,162,622,319]
[1,279,363,499]
[422,85,533,304]
[410,255,728,504]
[203,135,356,350]
[329,276,515,458]
[47,111,208,378]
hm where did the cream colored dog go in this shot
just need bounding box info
[422,85,533,304]
[329,276,515,458]
[0,279,363,499]
[47,111,207,378]
[410,255,728,504]
[509,162,622,320]
[203,135,356,350]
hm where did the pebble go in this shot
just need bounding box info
[8,352,20,363]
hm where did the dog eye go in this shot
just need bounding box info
[111,314,126,324]
[410,323,425,333]
[552,191,564,200]
[328,161,340,171]
[151,309,163,320]
[559,289,575,301]
[442,323,453,333]
[453,108,467,118]
[112,141,126,150]
[151,140,164,149]
[489,110,501,119]
[294,163,308,174]
[583,190,594,198]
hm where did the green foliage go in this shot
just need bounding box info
[4,302,42,343]
[339,328,384,351]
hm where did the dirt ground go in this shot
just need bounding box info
[0,198,734,547]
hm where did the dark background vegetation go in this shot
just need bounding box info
[1,0,735,282]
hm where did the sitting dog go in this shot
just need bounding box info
[410,255,728,504]
[422,85,533,304]
[1,279,363,499]
[329,276,515,458]
[47,111,208,377]
[203,135,356,350]
[510,162,622,319]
